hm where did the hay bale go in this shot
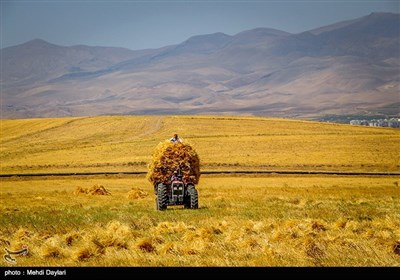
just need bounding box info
[88,185,111,195]
[127,188,149,199]
[74,185,111,196]
[146,140,200,185]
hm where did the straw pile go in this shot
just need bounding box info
[126,188,149,199]
[146,140,200,184]
[73,185,111,195]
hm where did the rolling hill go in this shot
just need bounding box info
[1,115,399,174]
[1,12,399,119]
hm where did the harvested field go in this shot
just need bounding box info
[1,115,399,267]
[1,174,399,267]
[1,116,399,174]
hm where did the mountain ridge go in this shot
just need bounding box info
[1,12,399,119]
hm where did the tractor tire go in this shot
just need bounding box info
[184,184,194,209]
[156,183,168,211]
[187,185,198,209]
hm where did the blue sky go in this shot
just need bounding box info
[1,0,399,50]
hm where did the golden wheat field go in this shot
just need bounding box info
[1,174,399,267]
[0,115,399,267]
[1,115,399,173]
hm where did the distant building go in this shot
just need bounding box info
[350,118,399,128]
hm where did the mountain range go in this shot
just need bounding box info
[1,12,399,119]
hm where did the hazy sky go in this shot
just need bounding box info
[1,0,399,50]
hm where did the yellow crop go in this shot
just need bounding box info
[146,140,201,184]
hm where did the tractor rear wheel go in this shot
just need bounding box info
[186,185,198,209]
[156,183,168,211]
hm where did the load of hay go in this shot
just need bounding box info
[146,140,200,185]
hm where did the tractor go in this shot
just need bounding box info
[154,166,199,211]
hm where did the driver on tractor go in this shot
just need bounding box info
[171,170,180,181]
